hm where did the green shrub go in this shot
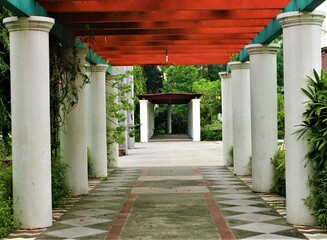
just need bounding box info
[228,146,233,166]
[270,149,286,197]
[51,155,71,207]
[0,162,14,238]
[298,69,327,227]
[305,169,327,228]
[201,121,222,141]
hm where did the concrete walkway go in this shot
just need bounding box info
[6,141,317,239]
[118,141,223,167]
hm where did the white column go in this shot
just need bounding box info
[228,61,252,175]
[140,99,149,142]
[278,11,325,225]
[192,99,201,141]
[187,101,193,138]
[246,44,279,192]
[4,16,54,229]
[126,66,135,149]
[106,75,119,167]
[148,103,155,139]
[60,48,89,197]
[87,64,108,178]
[167,105,172,134]
[219,72,233,166]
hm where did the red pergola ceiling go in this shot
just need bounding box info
[36,0,291,66]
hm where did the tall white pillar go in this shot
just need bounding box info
[86,64,108,178]
[278,11,325,225]
[148,102,155,139]
[192,99,201,142]
[140,99,149,142]
[228,61,252,175]
[60,48,89,196]
[246,44,279,192]
[167,105,172,134]
[106,75,119,167]
[219,72,233,166]
[4,16,54,229]
[126,66,135,149]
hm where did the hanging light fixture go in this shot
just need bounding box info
[166,50,169,62]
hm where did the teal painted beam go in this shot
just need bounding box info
[1,0,111,73]
[238,0,325,62]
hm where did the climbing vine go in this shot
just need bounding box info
[106,70,135,163]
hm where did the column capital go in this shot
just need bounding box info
[219,71,231,80]
[228,61,250,70]
[277,11,325,29]
[191,98,201,102]
[246,44,280,55]
[92,64,108,73]
[3,16,54,32]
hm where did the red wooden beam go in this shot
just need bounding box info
[38,0,290,12]
[92,45,244,51]
[72,27,264,36]
[95,49,242,56]
[85,39,250,47]
[65,19,271,30]
[50,10,282,23]
[79,33,254,42]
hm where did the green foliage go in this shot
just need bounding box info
[51,154,71,207]
[143,66,163,93]
[298,69,327,227]
[195,65,226,82]
[270,149,286,197]
[201,120,222,141]
[305,169,327,228]
[277,90,285,139]
[0,7,11,154]
[192,78,221,123]
[164,66,199,93]
[228,146,234,166]
[106,70,135,161]
[133,66,147,95]
[49,39,89,158]
[299,69,327,170]
[0,162,14,238]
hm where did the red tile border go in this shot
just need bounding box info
[204,193,235,240]
[105,194,137,240]
[140,167,149,176]
[192,167,202,176]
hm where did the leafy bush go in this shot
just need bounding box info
[0,162,14,238]
[305,169,327,228]
[270,149,286,197]
[201,120,222,141]
[298,69,327,227]
[51,155,71,207]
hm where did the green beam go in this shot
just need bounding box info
[238,0,326,62]
[1,0,111,73]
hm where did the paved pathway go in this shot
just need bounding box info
[7,141,326,239]
[36,165,306,239]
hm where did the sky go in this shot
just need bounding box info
[316,0,327,46]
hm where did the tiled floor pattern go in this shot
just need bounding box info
[237,171,327,240]
[200,166,306,240]
[37,168,142,239]
[7,166,311,239]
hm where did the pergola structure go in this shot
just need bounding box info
[1,0,326,231]
[137,93,202,142]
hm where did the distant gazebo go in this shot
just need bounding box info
[136,93,202,142]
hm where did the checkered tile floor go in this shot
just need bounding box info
[7,166,310,239]
[200,167,306,239]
